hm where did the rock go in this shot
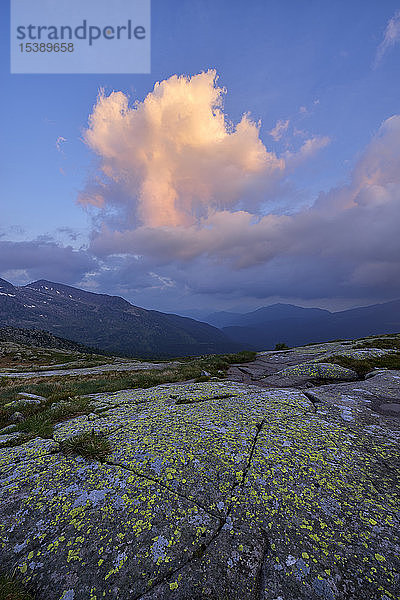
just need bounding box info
[0,424,17,434]
[260,362,358,388]
[201,370,211,377]
[1,361,179,379]
[365,368,389,379]
[0,380,398,600]
[334,348,393,360]
[5,397,41,409]
[0,432,22,447]
[17,392,47,401]
[50,401,74,412]
[9,411,25,423]
[227,351,317,382]
[303,369,400,425]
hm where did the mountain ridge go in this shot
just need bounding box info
[0,278,242,358]
[219,299,400,349]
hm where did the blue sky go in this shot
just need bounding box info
[1,0,400,314]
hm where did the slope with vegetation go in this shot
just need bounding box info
[0,278,242,358]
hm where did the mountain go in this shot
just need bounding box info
[0,325,98,353]
[206,311,243,328]
[0,278,242,358]
[221,299,400,349]
[0,277,17,294]
[209,304,330,328]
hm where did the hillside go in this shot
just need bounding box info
[0,326,98,354]
[216,300,400,349]
[0,278,241,358]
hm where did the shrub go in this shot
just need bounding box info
[274,343,290,350]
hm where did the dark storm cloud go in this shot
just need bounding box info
[0,239,96,284]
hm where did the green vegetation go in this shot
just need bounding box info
[17,412,53,439]
[326,352,400,377]
[59,430,112,462]
[0,350,256,441]
[355,335,400,351]
[274,343,290,350]
[0,572,34,600]
[0,339,108,370]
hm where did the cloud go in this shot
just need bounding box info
[56,136,67,151]
[284,135,331,170]
[73,70,400,308]
[3,112,397,311]
[269,119,289,141]
[89,114,400,304]
[373,9,400,68]
[80,70,326,228]
[56,227,82,242]
[81,70,284,226]
[0,239,96,284]
[149,272,175,289]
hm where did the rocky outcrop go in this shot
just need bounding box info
[0,335,399,599]
[1,374,399,599]
[304,369,400,423]
[259,362,358,388]
[0,360,178,379]
[226,340,395,385]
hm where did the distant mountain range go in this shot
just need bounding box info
[0,278,241,358]
[206,301,400,350]
[1,276,399,356]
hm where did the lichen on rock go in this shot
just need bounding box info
[0,366,399,599]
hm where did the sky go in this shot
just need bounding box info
[1,0,400,316]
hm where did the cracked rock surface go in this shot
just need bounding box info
[227,340,395,386]
[1,367,399,600]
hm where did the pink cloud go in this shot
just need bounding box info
[81,70,284,227]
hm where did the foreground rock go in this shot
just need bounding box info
[0,379,399,600]
[259,362,358,388]
[305,369,400,424]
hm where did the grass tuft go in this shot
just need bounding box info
[0,573,34,600]
[59,430,111,461]
[17,413,53,439]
